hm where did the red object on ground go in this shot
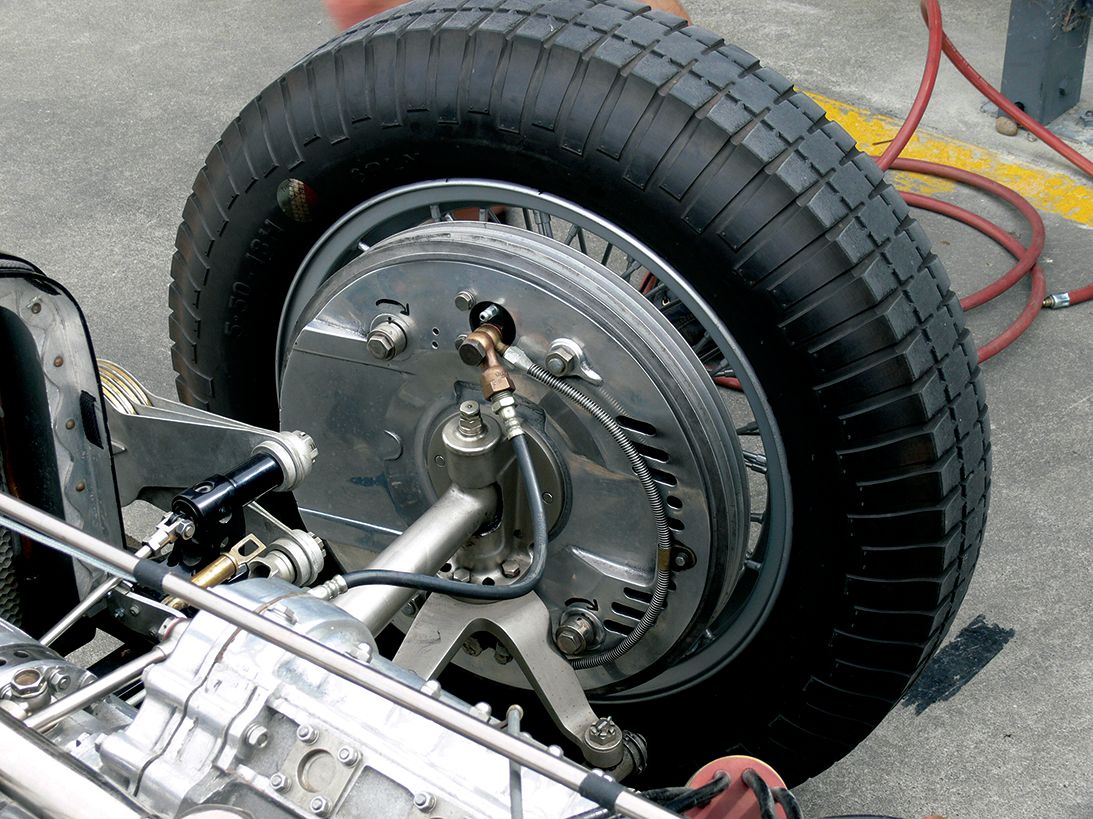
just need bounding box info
[875,0,1091,362]
[684,756,789,819]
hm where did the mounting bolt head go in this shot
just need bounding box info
[269,772,289,792]
[337,746,361,766]
[48,670,71,692]
[366,321,407,361]
[413,792,436,812]
[296,724,319,744]
[544,348,576,376]
[555,611,596,656]
[452,567,472,583]
[454,290,476,311]
[309,795,332,816]
[500,559,521,578]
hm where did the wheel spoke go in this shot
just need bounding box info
[743,450,768,474]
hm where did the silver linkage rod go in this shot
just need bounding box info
[0,492,674,819]
[26,638,177,732]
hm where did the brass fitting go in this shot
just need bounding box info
[459,325,514,400]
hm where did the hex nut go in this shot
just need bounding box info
[545,346,577,376]
[500,559,521,579]
[10,668,47,699]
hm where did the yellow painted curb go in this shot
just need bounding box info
[805,91,1093,227]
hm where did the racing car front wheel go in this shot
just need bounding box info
[169,0,990,784]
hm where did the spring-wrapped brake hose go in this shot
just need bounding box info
[502,346,674,670]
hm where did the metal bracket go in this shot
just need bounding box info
[106,389,315,507]
[393,593,624,769]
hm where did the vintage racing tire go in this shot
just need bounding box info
[169,0,990,784]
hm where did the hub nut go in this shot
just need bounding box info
[555,611,597,656]
[366,321,407,361]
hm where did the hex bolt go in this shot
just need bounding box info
[244,724,269,749]
[452,567,472,583]
[309,795,332,816]
[500,559,521,578]
[458,334,489,366]
[457,401,485,438]
[554,611,597,656]
[454,290,476,311]
[544,344,577,376]
[296,724,319,744]
[337,746,361,766]
[269,772,289,793]
[48,670,71,692]
[413,792,437,812]
[494,643,513,665]
[366,321,407,361]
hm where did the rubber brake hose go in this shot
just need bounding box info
[340,434,548,600]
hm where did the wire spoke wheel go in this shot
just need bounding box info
[170,0,990,783]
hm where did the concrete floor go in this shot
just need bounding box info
[1,2,1090,817]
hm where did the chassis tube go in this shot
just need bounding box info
[335,485,496,632]
[0,492,676,819]
[0,709,147,818]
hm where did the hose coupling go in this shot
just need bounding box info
[490,390,525,439]
[1043,291,1071,309]
[309,575,348,600]
[501,345,535,374]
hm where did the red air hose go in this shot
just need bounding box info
[878,0,1091,362]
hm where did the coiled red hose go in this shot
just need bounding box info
[879,0,1092,362]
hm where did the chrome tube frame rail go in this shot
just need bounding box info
[0,491,675,819]
[0,708,147,819]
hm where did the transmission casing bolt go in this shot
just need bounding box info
[413,792,436,812]
[269,772,289,792]
[296,724,319,744]
[309,795,332,816]
[337,746,360,766]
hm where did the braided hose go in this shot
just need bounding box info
[506,347,672,669]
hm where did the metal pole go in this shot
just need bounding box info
[334,484,496,631]
[0,709,147,819]
[0,493,673,819]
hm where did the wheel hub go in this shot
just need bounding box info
[280,220,749,691]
